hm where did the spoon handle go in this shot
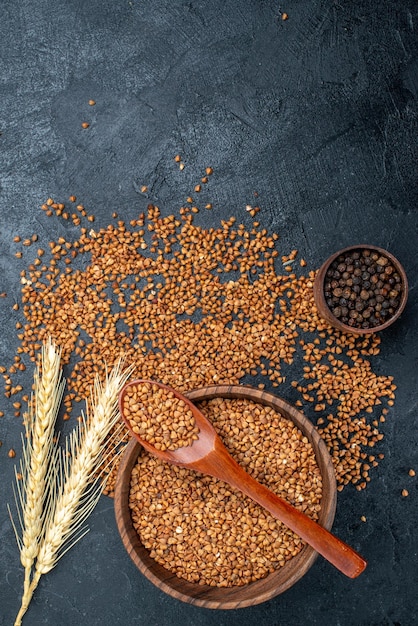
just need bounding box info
[199,444,367,579]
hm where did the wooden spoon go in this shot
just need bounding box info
[119,380,367,579]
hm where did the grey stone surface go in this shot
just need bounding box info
[0,1,417,624]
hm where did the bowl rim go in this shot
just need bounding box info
[114,383,337,609]
[313,244,408,335]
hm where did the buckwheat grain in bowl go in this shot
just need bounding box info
[314,245,408,335]
[114,385,337,609]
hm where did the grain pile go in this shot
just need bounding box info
[129,397,322,586]
[121,381,199,451]
[2,184,396,493]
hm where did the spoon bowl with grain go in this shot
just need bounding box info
[119,379,367,579]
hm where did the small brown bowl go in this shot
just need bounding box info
[313,244,408,335]
[114,384,337,609]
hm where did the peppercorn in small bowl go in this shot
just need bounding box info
[313,245,408,335]
[114,384,337,609]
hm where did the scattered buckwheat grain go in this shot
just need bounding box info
[1,171,397,495]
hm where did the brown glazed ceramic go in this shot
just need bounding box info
[114,384,337,609]
[313,244,408,335]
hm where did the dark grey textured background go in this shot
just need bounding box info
[1,1,417,625]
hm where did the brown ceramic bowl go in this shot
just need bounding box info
[114,384,337,609]
[313,244,408,335]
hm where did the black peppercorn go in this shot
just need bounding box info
[323,248,403,329]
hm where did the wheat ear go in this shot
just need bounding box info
[14,358,132,625]
[11,338,64,625]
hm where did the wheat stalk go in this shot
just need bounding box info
[13,355,133,625]
[10,338,64,621]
